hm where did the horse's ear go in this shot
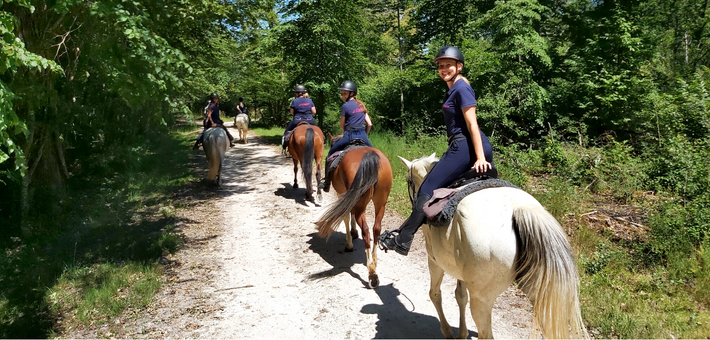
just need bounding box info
[328,133,333,140]
[397,156,412,169]
[428,152,436,159]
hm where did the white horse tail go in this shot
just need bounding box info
[203,127,228,185]
[513,204,587,339]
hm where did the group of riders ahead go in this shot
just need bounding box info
[193,46,497,257]
[192,94,248,149]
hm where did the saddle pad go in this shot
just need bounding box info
[423,178,519,228]
[284,122,313,145]
[326,140,370,172]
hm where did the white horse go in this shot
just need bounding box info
[399,153,587,339]
[234,113,249,143]
[203,127,229,186]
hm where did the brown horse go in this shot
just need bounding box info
[288,123,325,204]
[314,142,393,288]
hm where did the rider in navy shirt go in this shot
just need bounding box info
[379,46,494,256]
[326,80,373,157]
[283,84,317,150]
[322,80,374,192]
[192,93,235,149]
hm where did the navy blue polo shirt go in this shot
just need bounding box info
[442,78,477,137]
[341,99,366,130]
[209,103,223,124]
[291,97,315,117]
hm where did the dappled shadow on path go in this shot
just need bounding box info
[305,232,369,288]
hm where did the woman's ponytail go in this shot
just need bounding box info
[354,97,368,114]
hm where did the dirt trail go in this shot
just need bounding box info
[81,126,534,339]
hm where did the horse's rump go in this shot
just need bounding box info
[203,127,229,184]
[316,149,387,238]
[432,187,585,339]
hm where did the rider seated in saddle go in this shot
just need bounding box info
[193,93,235,149]
[379,46,495,256]
[236,96,250,125]
[322,80,374,191]
[282,84,317,150]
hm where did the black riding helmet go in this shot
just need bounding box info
[338,80,357,95]
[434,46,465,65]
[292,84,307,94]
[210,92,219,99]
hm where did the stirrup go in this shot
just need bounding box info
[378,230,410,256]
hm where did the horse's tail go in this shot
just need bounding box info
[204,128,228,185]
[302,127,315,196]
[513,205,588,339]
[315,151,379,239]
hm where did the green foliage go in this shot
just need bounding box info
[580,242,613,275]
[474,0,551,144]
[0,5,62,180]
[0,124,194,337]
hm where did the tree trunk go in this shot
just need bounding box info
[317,89,325,127]
[20,109,36,236]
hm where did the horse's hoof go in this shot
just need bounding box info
[368,274,379,288]
[344,246,354,253]
[315,193,323,205]
[293,183,299,189]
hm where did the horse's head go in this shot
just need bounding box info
[329,133,343,145]
[398,153,438,197]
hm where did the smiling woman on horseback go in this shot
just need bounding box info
[379,46,496,256]
[326,80,373,157]
[282,84,317,151]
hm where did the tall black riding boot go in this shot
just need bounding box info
[322,168,332,192]
[378,193,431,256]
[192,133,204,150]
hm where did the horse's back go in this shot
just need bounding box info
[424,186,532,283]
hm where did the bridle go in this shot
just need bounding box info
[407,173,416,207]
[406,158,420,207]
[405,157,436,207]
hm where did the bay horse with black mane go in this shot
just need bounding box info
[315,135,392,288]
[288,123,325,204]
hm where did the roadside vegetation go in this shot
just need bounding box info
[0,125,197,337]
[3,0,710,338]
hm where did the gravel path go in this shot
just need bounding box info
[70,125,534,339]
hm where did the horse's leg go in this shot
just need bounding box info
[343,213,354,252]
[468,293,495,339]
[350,212,359,240]
[429,257,453,338]
[455,280,469,339]
[354,208,378,288]
[314,148,323,203]
[292,157,299,189]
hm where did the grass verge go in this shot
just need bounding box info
[0,123,197,338]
